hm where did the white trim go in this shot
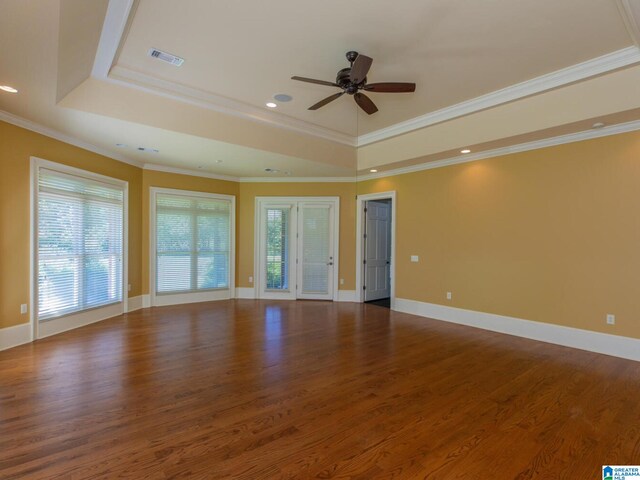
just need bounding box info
[617,0,640,47]
[141,294,151,308]
[91,1,640,147]
[235,287,256,299]
[91,0,135,78]
[394,298,640,362]
[106,65,356,147]
[355,192,396,307]
[149,187,236,308]
[127,295,144,312]
[143,163,239,182]
[239,176,356,183]
[152,289,233,307]
[0,323,32,352]
[0,110,142,168]
[358,47,640,146]
[337,290,357,302]
[30,157,129,338]
[359,119,640,181]
[254,196,340,302]
[37,303,123,339]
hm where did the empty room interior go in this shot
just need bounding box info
[2,1,640,478]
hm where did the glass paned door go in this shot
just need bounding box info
[297,204,334,300]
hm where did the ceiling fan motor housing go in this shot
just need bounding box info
[336,68,364,94]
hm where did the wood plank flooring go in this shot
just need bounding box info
[1,300,639,479]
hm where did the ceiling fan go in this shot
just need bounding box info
[291,51,416,115]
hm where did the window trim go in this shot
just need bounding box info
[149,187,235,307]
[30,157,129,340]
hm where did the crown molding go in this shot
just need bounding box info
[617,0,640,47]
[238,176,355,183]
[358,119,640,181]
[358,46,640,146]
[107,67,357,147]
[142,163,239,182]
[92,0,135,78]
[0,110,143,168]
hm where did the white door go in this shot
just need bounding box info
[297,203,334,300]
[364,200,391,301]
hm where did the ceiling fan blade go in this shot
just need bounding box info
[354,92,378,115]
[291,76,340,88]
[364,82,416,93]
[308,91,345,110]
[349,54,373,84]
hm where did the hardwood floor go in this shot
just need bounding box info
[1,300,639,479]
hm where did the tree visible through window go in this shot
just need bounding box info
[266,208,289,290]
[155,193,231,294]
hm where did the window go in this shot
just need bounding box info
[37,167,125,321]
[265,207,290,290]
[155,191,232,295]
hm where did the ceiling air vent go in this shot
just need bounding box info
[148,48,184,66]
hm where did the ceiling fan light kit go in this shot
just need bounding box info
[292,51,416,115]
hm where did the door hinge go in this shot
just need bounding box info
[363,233,367,239]
[363,285,366,290]
[364,207,368,213]
[363,259,367,264]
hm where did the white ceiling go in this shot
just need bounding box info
[1,0,640,178]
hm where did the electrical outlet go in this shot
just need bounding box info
[340,278,344,285]
[606,314,615,325]
[410,255,419,262]
[20,304,27,314]
[128,284,132,292]
[249,276,253,284]
[446,292,452,300]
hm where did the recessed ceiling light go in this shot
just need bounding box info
[460,149,471,154]
[369,169,378,173]
[264,168,280,173]
[0,85,18,93]
[274,94,293,102]
[266,102,277,108]
[592,122,605,129]
[115,143,128,148]
[137,147,159,153]
[197,165,204,169]
[214,160,223,164]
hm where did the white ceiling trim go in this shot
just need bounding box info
[91,0,135,78]
[142,163,239,182]
[358,119,640,181]
[107,66,356,146]
[92,1,640,149]
[617,0,640,46]
[0,110,143,168]
[238,176,355,183]
[358,46,640,146]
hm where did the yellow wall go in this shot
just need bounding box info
[0,121,143,329]
[237,182,357,290]
[359,130,640,339]
[141,169,239,294]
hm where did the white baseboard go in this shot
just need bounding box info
[394,298,640,362]
[127,295,144,312]
[142,294,150,308]
[235,287,256,299]
[37,303,124,339]
[337,290,357,302]
[0,323,32,351]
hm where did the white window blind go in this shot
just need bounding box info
[156,193,231,294]
[37,168,124,320]
[301,206,330,294]
[265,208,290,290]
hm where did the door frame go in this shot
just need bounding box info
[355,191,396,307]
[254,196,340,301]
